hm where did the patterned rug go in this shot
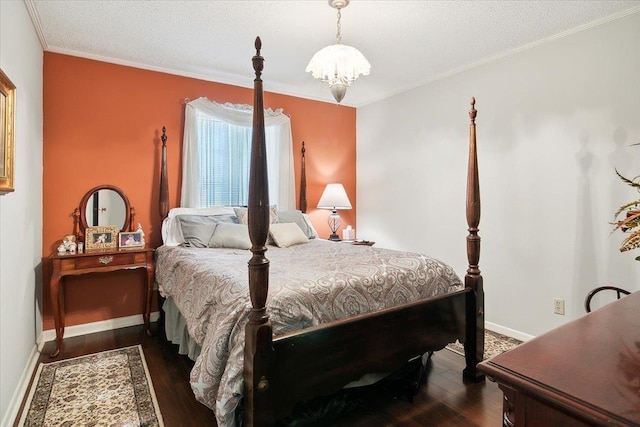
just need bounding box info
[445,330,523,360]
[19,345,164,426]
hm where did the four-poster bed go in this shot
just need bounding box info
[155,38,484,426]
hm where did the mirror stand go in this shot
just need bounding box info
[73,185,135,242]
[128,206,136,233]
[72,207,80,239]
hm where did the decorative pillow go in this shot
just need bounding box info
[176,215,219,248]
[162,206,236,246]
[208,223,252,249]
[269,222,310,248]
[234,205,279,226]
[277,210,316,239]
[302,213,318,239]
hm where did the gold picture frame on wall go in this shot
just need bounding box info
[0,68,16,194]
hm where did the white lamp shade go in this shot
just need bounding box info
[317,183,352,210]
[305,44,371,86]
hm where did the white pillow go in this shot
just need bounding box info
[277,210,317,239]
[162,206,236,246]
[208,223,251,249]
[269,223,310,248]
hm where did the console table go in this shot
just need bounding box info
[49,248,155,357]
[478,291,639,426]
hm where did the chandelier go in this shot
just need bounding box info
[305,0,371,104]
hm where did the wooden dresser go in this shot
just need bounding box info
[49,248,154,357]
[478,291,639,426]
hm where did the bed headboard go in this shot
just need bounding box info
[156,127,308,222]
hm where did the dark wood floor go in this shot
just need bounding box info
[18,324,503,426]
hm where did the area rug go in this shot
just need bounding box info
[445,330,523,360]
[19,345,164,427]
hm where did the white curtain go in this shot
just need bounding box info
[181,97,295,210]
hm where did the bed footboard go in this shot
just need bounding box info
[269,290,469,421]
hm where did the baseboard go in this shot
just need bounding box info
[0,344,40,427]
[37,311,160,351]
[486,321,535,342]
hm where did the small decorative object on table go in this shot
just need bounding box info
[57,234,78,255]
[119,231,145,249]
[136,222,146,245]
[85,225,119,251]
[352,239,374,246]
[342,225,355,241]
[62,234,76,251]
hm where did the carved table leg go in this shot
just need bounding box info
[49,260,63,358]
[499,384,516,427]
[144,252,154,336]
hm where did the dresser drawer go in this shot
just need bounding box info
[59,251,147,272]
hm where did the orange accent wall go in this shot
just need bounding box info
[43,53,356,330]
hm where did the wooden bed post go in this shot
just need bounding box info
[463,97,485,382]
[157,126,169,332]
[299,141,307,213]
[159,126,169,221]
[244,37,274,427]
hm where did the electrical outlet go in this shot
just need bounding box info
[553,298,565,315]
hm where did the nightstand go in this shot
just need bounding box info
[48,248,154,357]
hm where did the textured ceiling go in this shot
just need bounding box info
[26,0,640,107]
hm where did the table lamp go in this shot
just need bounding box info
[317,183,352,241]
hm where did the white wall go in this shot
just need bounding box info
[0,1,43,424]
[357,12,640,338]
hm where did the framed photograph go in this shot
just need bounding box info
[118,231,144,249]
[0,68,16,194]
[85,225,119,251]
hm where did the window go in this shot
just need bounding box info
[197,114,251,206]
[181,98,295,210]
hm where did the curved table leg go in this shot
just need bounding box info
[49,260,64,358]
[144,251,155,336]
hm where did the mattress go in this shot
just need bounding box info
[155,239,463,426]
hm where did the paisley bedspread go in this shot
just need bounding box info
[155,239,463,426]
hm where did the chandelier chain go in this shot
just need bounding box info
[336,9,342,44]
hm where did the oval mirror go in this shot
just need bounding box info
[78,185,132,237]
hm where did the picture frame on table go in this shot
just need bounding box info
[0,68,16,195]
[118,231,144,249]
[85,225,119,251]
